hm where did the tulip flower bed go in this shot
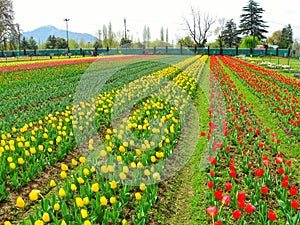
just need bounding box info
[0,55,153,72]
[203,55,299,225]
[1,55,208,224]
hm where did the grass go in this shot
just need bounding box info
[148,72,210,224]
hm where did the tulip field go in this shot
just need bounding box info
[0,54,299,225]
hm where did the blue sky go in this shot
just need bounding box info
[13,0,300,43]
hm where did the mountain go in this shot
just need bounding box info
[23,25,97,45]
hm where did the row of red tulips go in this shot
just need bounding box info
[203,56,299,225]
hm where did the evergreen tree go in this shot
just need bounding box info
[239,0,268,40]
[279,24,293,49]
[0,0,18,50]
[20,37,29,49]
[221,19,241,47]
[28,37,38,49]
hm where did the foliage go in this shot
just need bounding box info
[266,30,282,46]
[0,0,18,50]
[278,24,293,49]
[177,36,195,47]
[221,19,241,47]
[239,35,259,48]
[239,0,268,40]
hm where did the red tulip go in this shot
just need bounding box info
[244,203,254,214]
[229,170,237,178]
[221,195,231,205]
[282,179,289,188]
[248,162,253,168]
[206,206,218,217]
[238,192,246,201]
[255,168,264,177]
[200,131,206,137]
[207,181,214,189]
[275,157,284,164]
[268,210,277,221]
[225,182,232,191]
[289,186,298,196]
[286,160,292,166]
[291,199,299,209]
[214,190,223,200]
[232,209,243,219]
[237,200,245,209]
[210,170,215,177]
[215,222,222,225]
[263,159,270,167]
[277,168,284,175]
[261,186,268,195]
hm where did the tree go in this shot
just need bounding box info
[239,36,258,48]
[221,19,241,47]
[20,37,29,50]
[102,25,108,48]
[177,36,195,47]
[214,18,226,48]
[45,35,56,49]
[278,24,293,49]
[143,26,151,48]
[266,30,282,45]
[160,27,164,41]
[0,0,18,50]
[183,7,216,47]
[166,28,169,43]
[120,37,132,47]
[239,0,268,41]
[27,36,38,49]
[108,22,113,48]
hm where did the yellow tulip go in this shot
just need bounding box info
[59,188,66,197]
[100,196,107,206]
[83,197,89,205]
[83,220,92,225]
[50,180,56,187]
[110,197,116,204]
[60,171,67,179]
[81,209,88,219]
[18,158,24,165]
[61,220,67,225]
[71,158,78,166]
[34,220,44,225]
[79,156,86,164]
[109,180,117,189]
[4,221,12,225]
[91,183,99,192]
[54,203,60,211]
[75,197,84,208]
[9,163,16,169]
[83,168,89,176]
[135,192,142,201]
[77,177,85,184]
[140,183,146,191]
[71,184,77,191]
[61,163,68,171]
[29,189,40,201]
[42,212,51,222]
[16,196,26,208]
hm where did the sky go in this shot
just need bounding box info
[12,0,300,44]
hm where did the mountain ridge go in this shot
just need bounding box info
[23,25,97,44]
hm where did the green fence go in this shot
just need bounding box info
[0,47,290,58]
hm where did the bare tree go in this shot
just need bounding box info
[183,7,216,47]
